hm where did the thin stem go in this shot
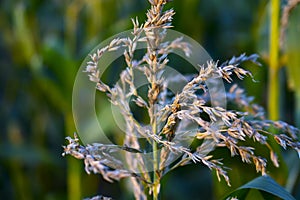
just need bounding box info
[149,60,160,198]
[268,0,280,120]
[152,114,159,200]
[149,41,161,200]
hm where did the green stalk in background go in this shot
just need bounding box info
[66,113,82,200]
[64,3,83,199]
[283,4,300,196]
[285,2,300,127]
[268,0,280,121]
[267,0,289,190]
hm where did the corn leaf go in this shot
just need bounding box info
[222,175,296,200]
[286,5,300,92]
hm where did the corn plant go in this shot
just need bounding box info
[63,0,300,199]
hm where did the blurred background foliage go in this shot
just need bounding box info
[0,0,299,199]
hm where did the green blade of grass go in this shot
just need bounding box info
[222,175,296,200]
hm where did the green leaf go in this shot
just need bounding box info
[286,4,300,127]
[286,5,300,93]
[223,175,296,200]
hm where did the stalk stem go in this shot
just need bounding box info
[268,0,280,120]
